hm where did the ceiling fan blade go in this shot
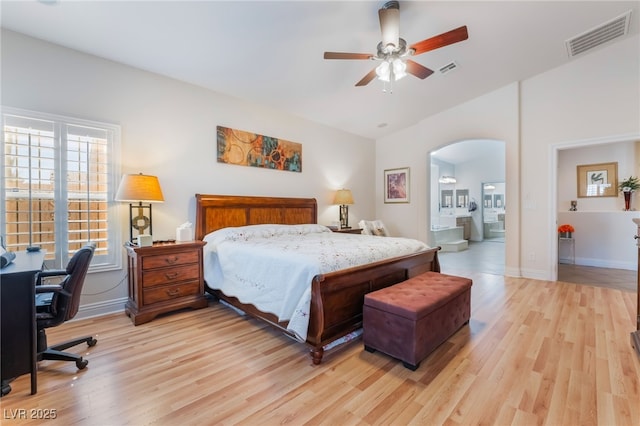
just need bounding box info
[324,52,373,60]
[355,68,378,87]
[405,60,434,79]
[409,25,469,56]
[378,6,400,50]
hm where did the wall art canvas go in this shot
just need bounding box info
[217,126,302,172]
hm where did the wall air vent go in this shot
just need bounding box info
[439,61,458,75]
[566,10,632,58]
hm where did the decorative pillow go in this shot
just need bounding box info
[359,220,389,237]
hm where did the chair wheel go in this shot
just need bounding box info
[87,338,97,347]
[76,358,88,369]
[1,383,11,397]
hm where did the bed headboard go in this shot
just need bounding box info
[195,194,318,240]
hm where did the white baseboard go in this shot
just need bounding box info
[574,257,636,271]
[520,267,552,281]
[504,266,521,278]
[73,297,127,321]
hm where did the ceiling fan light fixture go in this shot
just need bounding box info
[392,58,407,80]
[376,57,407,84]
[376,61,391,82]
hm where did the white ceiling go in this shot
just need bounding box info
[1,1,638,140]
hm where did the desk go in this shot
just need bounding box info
[1,250,45,396]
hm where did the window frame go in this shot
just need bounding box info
[1,106,122,272]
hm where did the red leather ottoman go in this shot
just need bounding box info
[363,272,472,370]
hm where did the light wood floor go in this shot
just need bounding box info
[440,241,636,292]
[2,272,639,425]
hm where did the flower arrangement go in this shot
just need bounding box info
[558,224,575,233]
[619,176,640,192]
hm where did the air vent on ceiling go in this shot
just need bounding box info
[566,10,632,58]
[439,61,458,75]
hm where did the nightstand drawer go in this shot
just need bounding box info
[142,264,200,288]
[143,281,200,304]
[141,251,199,270]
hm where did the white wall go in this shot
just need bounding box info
[557,141,639,270]
[558,142,636,212]
[377,34,640,280]
[1,30,375,317]
[521,35,640,279]
[557,211,637,270]
[376,83,521,276]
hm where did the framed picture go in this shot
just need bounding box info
[577,162,618,198]
[384,167,410,203]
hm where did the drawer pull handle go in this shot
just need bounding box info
[166,288,180,297]
[165,272,179,280]
[165,257,179,264]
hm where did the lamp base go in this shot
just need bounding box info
[632,331,640,359]
[129,202,153,243]
[339,204,349,229]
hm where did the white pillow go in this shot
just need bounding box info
[204,223,330,246]
[359,220,389,237]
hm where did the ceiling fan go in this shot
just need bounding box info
[323,1,468,88]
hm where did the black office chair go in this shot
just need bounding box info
[35,242,97,369]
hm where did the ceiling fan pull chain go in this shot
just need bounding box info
[386,78,394,94]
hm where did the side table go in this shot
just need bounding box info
[558,236,575,264]
[332,228,363,235]
[125,241,208,325]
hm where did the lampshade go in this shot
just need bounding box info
[333,189,354,205]
[115,173,164,203]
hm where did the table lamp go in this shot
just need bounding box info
[333,189,354,229]
[115,173,164,243]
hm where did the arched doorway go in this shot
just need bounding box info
[429,139,506,275]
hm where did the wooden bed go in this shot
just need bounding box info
[195,194,441,364]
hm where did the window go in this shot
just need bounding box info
[2,107,121,271]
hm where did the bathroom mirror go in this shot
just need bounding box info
[456,189,469,208]
[441,189,453,208]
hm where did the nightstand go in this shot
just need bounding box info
[124,241,208,325]
[332,228,362,234]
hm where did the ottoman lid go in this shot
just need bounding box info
[364,272,472,320]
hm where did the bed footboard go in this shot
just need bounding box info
[207,247,440,365]
[306,247,440,364]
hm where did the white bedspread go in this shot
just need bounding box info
[202,224,429,341]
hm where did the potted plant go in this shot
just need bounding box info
[619,176,640,210]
